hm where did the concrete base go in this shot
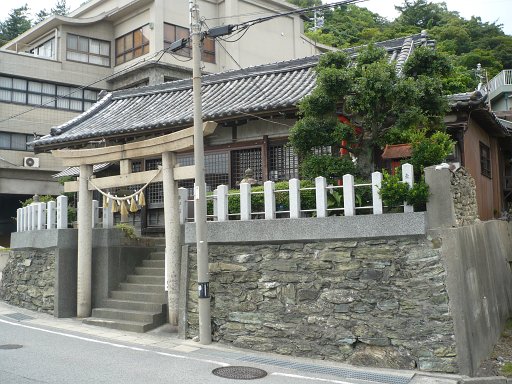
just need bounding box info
[10,229,158,318]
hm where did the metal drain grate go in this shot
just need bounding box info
[0,344,23,350]
[239,355,411,384]
[196,349,412,384]
[4,313,34,322]
[212,366,267,380]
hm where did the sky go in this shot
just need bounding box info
[0,0,511,35]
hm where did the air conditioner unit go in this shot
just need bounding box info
[23,157,40,168]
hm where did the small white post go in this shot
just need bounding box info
[372,171,383,215]
[47,201,56,229]
[179,187,189,224]
[37,202,46,230]
[264,180,276,220]
[216,185,229,222]
[16,208,22,232]
[315,176,328,218]
[22,207,27,231]
[102,199,114,228]
[30,203,39,231]
[25,206,30,231]
[92,200,99,228]
[402,163,414,213]
[56,195,68,229]
[289,178,301,219]
[343,174,355,216]
[212,189,218,220]
[26,206,32,231]
[240,182,251,221]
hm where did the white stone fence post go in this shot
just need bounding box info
[205,165,413,222]
[15,195,76,231]
[15,165,416,231]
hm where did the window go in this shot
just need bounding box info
[268,143,299,181]
[164,23,215,63]
[480,142,491,178]
[115,25,150,65]
[231,148,262,188]
[164,23,191,58]
[67,34,111,67]
[29,38,55,58]
[0,75,98,112]
[0,132,33,151]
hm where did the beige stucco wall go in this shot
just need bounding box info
[70,0,319,75]
[0,50,111,90]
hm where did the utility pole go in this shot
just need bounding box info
[190,0,212,344]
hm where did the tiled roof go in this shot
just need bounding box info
[52,162,111,178]
[34,33,432,150]
[381,144,412,159]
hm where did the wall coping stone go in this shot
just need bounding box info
[185,213,427,244]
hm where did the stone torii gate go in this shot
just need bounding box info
[53,122,217,325]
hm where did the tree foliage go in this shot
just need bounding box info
[301,0,512,91]
[289,45,452,179]
[0,5,32,46]
[1,1,70,42]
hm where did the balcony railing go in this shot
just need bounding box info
[487,69,512,94]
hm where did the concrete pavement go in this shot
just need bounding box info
[0,300,505,384]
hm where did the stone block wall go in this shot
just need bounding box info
[0,249,56,314]
[451,167,478,226]
[186,237,457,372]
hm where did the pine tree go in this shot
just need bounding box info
[0,5,32,46]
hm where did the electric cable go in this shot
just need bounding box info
[0,38,193,125]
[211,33,294,129]
[0,0,363,126]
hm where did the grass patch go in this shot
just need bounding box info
[501,362,512,377]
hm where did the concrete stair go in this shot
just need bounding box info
[83,246,167,333]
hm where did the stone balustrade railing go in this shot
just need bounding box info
[16,164,415,231]
[16,196,114,232]
[183,163,415,222]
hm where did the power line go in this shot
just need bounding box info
[0,42,189,126]
[212,35,294,129]
[1,0,362,126]
[205,0,366,39]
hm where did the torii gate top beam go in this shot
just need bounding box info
[55,121,216,193]
[52,122,217,167]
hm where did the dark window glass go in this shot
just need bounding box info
[231,148,262,188]
[0,75,97,112]
[66,33,111,67]
[480,142,491,178]
[268,143,299,181]
[115,26,150,65]
[163,22,215,63]
[0,132,32,151]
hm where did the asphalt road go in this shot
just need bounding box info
[0,318,378,384]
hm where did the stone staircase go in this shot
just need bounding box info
[83,248,167,333]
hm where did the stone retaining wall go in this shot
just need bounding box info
[451,167,478,226]
[186,236,457,372]
[0,249,56,314]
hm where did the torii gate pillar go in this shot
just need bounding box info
[77,164,93,317]
[162,151,181,325]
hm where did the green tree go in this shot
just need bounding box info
[34,9,50,24]
[51,0,70,16]
[289,45,452,179]
[305,5,389,48]
[394,0,456,29]
[286,0,321,8]
[306,0,512,93]
[34,0,70,24]
[0,5,32,46]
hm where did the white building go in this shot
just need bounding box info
[0,0,325,245]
